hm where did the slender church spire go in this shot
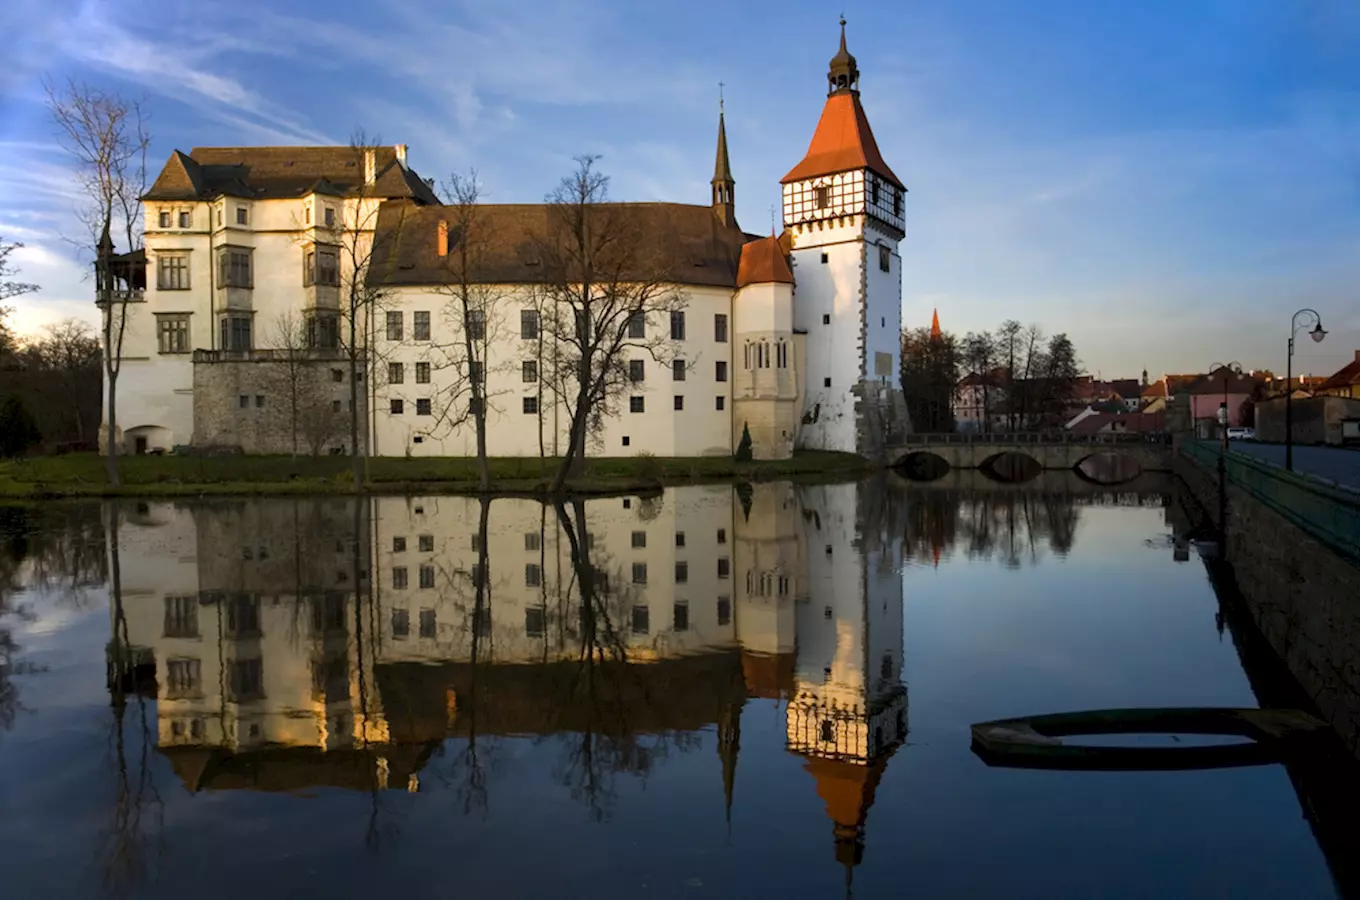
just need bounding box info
[711,89,737,228]
[930,308,941,339]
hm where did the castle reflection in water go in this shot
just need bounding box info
[110,475,1164,868]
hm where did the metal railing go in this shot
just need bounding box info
[1181,439,1360,564]
[904,430,1171,447]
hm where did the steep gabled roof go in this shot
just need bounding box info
[368,199,749,290]
[736,234,793,287]
[1317,351,1360,391]
[143,146,438,204]
[781,92,903,189]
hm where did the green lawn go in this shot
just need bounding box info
[0,451,874,498]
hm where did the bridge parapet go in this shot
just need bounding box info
[891,431,1173,474]
[903,430,1171,447]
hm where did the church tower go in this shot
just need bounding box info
[782,20,909,456]
[712,103,737,228]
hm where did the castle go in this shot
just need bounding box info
[109,21,907,460]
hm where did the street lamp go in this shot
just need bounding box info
[1286,309,1327,472]
[1210,361,1241,450]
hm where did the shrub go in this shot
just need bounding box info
[734,422,753,462]
[0,395,42,458]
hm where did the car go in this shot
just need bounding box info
[1226,427,1256,441]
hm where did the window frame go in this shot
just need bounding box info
[156,313,191,354]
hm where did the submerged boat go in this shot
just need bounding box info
[971,707,1328,771]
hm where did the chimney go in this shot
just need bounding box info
[437,219,448,257]
[1354,349,1360,363]
[395,144,408,169]
[363,148,376,185]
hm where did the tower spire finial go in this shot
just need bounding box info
[828,16,859,95]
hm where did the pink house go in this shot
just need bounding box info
[1187,371,1257,426]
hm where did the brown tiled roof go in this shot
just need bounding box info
[369,200,750,289]
[143,146,438,204]
[736,234,794,287]
[1109,379,1141,400]
[1186,370,1258,395]
[781,92,904,188]
[1069,411,1166,434]
[1317,351,1360,390]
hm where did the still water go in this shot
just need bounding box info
[0,474,1350,899]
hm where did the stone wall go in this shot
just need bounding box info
[1175,451,1360,757]
[1256,396,1360,446]
[192,351,365,455]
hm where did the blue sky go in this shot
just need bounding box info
[1,0,1357,379]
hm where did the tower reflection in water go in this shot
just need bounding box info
[110,480,907,869]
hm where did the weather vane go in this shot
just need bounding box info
[718,81,725,112]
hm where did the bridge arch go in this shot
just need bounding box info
[979,451,1043,484]
[892,451,951,482]
[1073,450,1144,485]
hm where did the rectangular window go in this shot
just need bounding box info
[235,207,248,226]
[522,360,538,382]
[674,395,684,410]
[820,253,829,265]
[419,609,436,639]
[392,608,410,639]
[390,399,404,414]
[228,658,263,701]
[416,399,431,416]
[716,395,725,411]
[525,563,542,587]
[157,253,190,290]
[672,359,686,381]
[416,362,431,384]
[879,244,891,272]
[525,606,545,637]
[325,207,336,227]
[331,368,344,383]
[218,248,252,288]
[470,361,484,385]
[673,602,689,632]
[629,395,645,413]
[239,395,249,409]
[670,310,686,340]
[892,190,902,217]
[420,534,434,552]
[466,309,486,340]
[631,605,649,635]
[631,530,646,549]
[393,536,406,552]
[816,186,830,208]
[307,313,339,349]
[166,658,201,697]
[521,309,540,340]
[871,179,880,206]
[675,561,688,584]
[163,595,199,638]
[392,567,408,589]
[717,557,730,578]
[157,314,191,354]
[523,396,539,415]
[717,528,727,544]
[675,531,686,548]
[419,565,435,589]
[525,532,541,551]
[158,210,171,228]
[777,343,788,368]
[220,315,252,351]
[717,596,731,626]
[715,313,728,343]
[225,594,260,637]
[255,394,265,408]
[627,312,645,339]
[632,562,647,584]
[386,311,403,341]
[389,362,404,384]
[716,361,728,382]
[413,311,431,341]
[629,360,645,382]
[305,245,339,286]
[179,210,191,228]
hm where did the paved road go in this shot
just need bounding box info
[1227,441,1360,491]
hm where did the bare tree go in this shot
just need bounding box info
[535,157,686,492]
[270,312,345,457]
[428,172,511,490]
[45,80,149,486]
[2,237,38,366]
[333,130,390,490]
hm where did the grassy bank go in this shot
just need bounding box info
[0,451,876,499]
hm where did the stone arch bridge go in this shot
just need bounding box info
[889,431,1174,480]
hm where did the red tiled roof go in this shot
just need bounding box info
[1317,351,1360,391]
[781,92,904,188]
[736,234,794,287]
[1068,411,1166,434]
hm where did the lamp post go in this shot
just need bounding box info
[1209,361,1241,450]
[1286,309,1327,472]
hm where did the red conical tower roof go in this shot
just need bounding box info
[930,309,941,339]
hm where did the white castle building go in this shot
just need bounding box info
[110,22,907,460]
